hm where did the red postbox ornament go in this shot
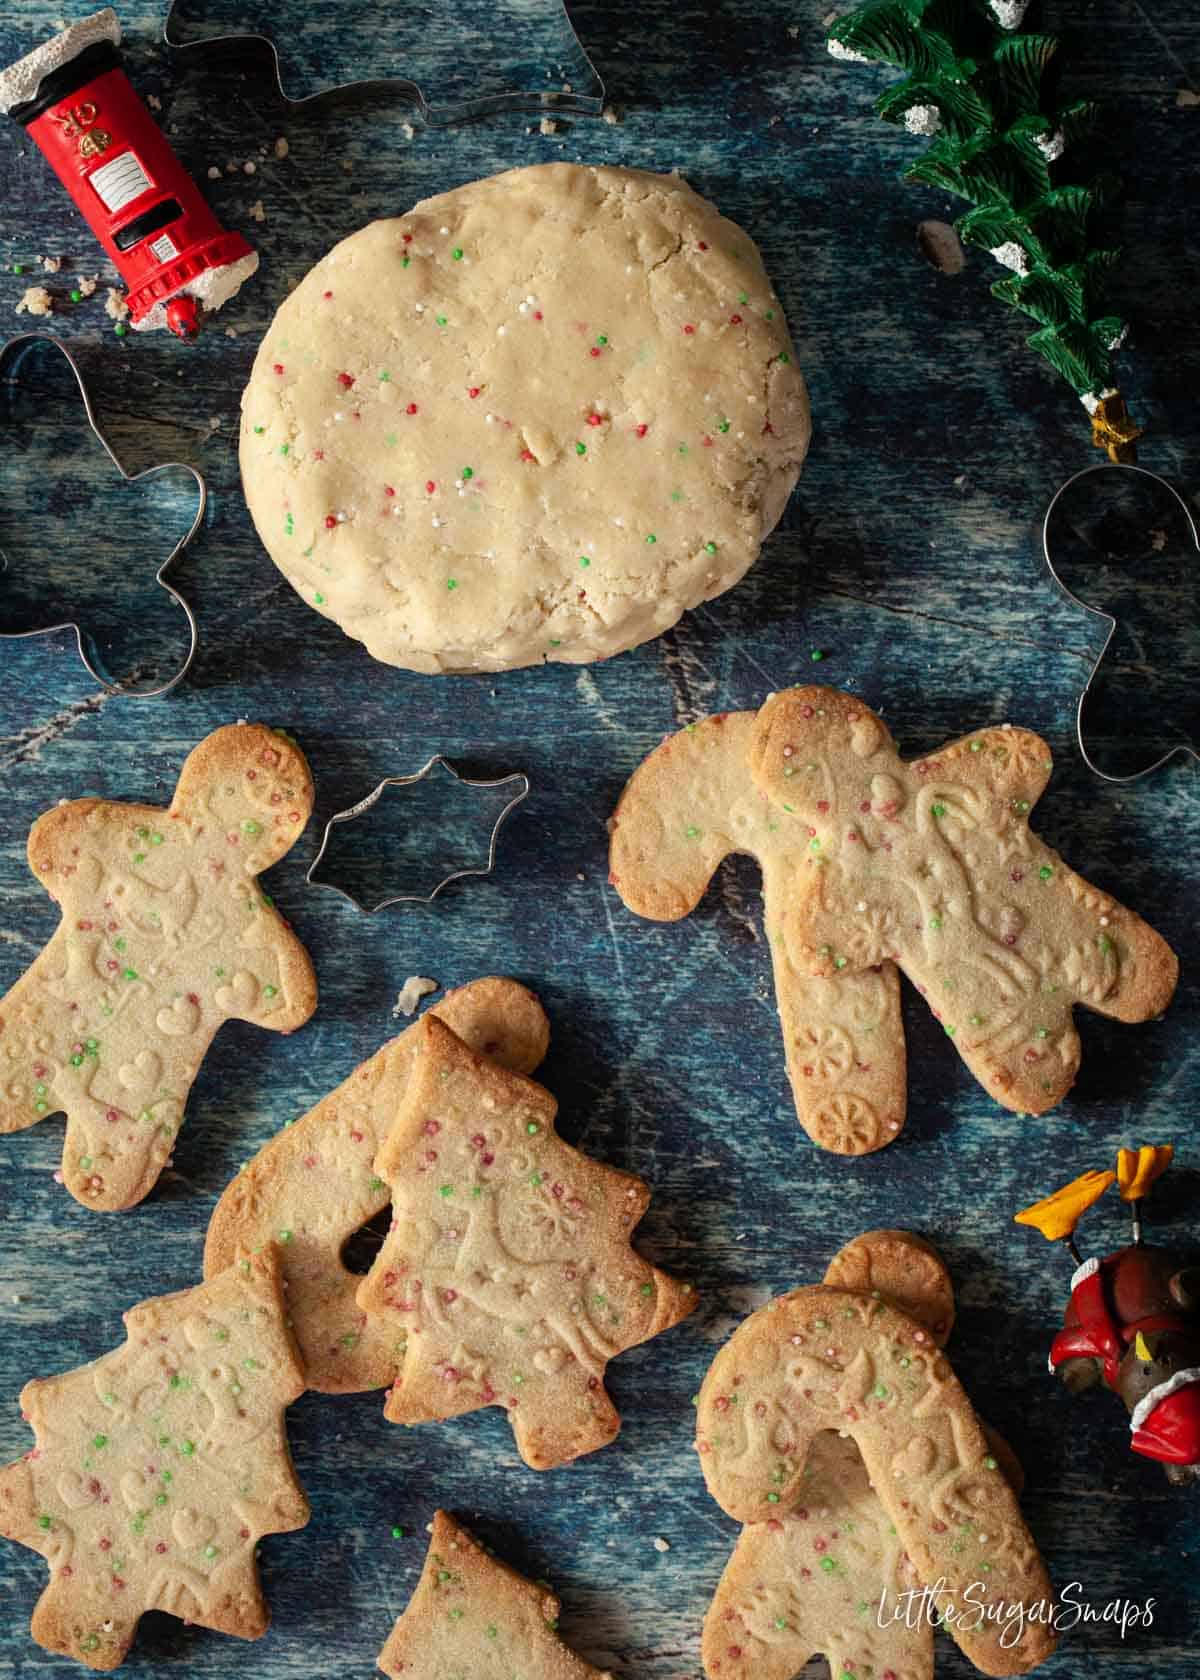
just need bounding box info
[0,8,257,338]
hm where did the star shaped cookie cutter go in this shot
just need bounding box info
[305,756,531,911]
[1042,462,1200,783]
[0,332,203,698]
[163,0,603,121]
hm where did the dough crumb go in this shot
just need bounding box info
[601,104,620,125]
[248,199,266,223]
[401,121,415,140]
[77,274,98,297]
[146,92,162,111]
[274,136,290,159]
[105,287,129,320]
[917,218,966,275]
[652,1536,671,1553]
[40,254,63,273]
[207,165,221,179]
[243,160,257,175]
[1178,87,1200,108]
[15,285,53,316]
[393,976,440,1017]
[539,117,560,135]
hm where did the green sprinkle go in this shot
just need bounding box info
[1036,1027,1049,1040]
[461,466,474,480]
[263,984,278,998]
[766,1491,780,1504]
[279,443,289,456]
[596,334,608,346]
[379,370,391,382]
[179,1440,195,1456]
[285,514,295,536]
[640,1282,653,1297]
[435,314,447,326]
[92,1432,107,1448]
[1039,865,1054,881]
[645,532,657,544]
[1098,934,1114,954]
[204,1544,218,1559]
[833,955,847,970]
[81,1635,100,1651]
[401,256,410,269]
[931,802,946,818]
[704,541,717,554]
[984,1455,998,1470]
[969,1013,984,1026]
[448,1608,464,1622]
[777,351,790,362]
[775,1616,790,1630]
[929,916,943,931]
[315,592,325,604]
[579,554,591,567]
[446,578,458,591]
[486,1624,498,1639]
[526,1121,540,1135]
[70,288,82,303]
[440,1184,454,1198]
[451,247,463,261]
[253,424,265,434]
[12,263,25,275]
[242,819,262,836]
[392,1524,406,1538]
[575,441,587,456]
[944,1024,956,1037]
[1013,798,1030,814]
[820,1556,836,1574]
[369,1176,386,1193]
[278,1228,293,1244]
[716,418,730,433]
[114,323,128,337]
[122,967,138,981]
[873,1382,889,1399]
[685,824,701,839]
[37,1514,52,1530]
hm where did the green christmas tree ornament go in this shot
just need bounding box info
[826,0,1141,462]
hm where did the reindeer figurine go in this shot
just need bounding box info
[1016,1146,1200,1483]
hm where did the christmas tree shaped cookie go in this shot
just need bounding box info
[0,1247,309,1670]
[357,1014,696,1468]
[378,1509,612,1678]
[0,724,317,1209]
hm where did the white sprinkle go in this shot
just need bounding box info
[415,302,425,314]
[432,516,443,528]
[1099,915,1110,927]
[393,976,439,1017]
[989,241,1030,274]
[333,410,346,423]
[1107,323,1129,350]
[1035,128,1066,161]
[243,160,256,175]
[497,325,507,336]
[440,225,450,235]
[652,1536,671,1553]
[856,901,867,913]
[207,165,221,179]
[988,0,1030,26]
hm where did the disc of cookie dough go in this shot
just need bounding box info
[240,162,811,674]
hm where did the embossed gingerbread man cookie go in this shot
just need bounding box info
[205,976,551,1393]
[749,686,1176,1115]
[0,724,317,1209]
[696,1232,1058,1678]
[0,1247,309,1670]
[356,1014,697,1468]
[609,709,907,1153]
[703,1230,1029,1680]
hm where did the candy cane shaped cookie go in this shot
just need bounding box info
[609,711,907,1154]
[702,1230,1026,1680]
[696,1259,1057,1676]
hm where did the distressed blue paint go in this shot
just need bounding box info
[1,3,1198,1677]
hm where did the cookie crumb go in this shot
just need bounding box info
[393,976,439,1017]
[77,274,98,297]
[274,136,290,159]
[601,104,620,125]
[652,1535,671,1552]
[105,287,129,320]
[1176,87,1200,107]
[248,199,266,223]
[207,165,221,179]
[15,285,53,316]
[243,160,257,176]
[146,92,162,111]
[40,254,63,274]
[539,117,561,135]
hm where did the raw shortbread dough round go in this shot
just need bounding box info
[240,163,811,674]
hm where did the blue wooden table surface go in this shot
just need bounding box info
[1,2,1198,1677]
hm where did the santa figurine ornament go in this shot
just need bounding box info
[1017,1145,1200,1484]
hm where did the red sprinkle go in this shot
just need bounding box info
[384,485,395,497]
[337,372,355,389]
[697,240,709,251]
[468,387,481,398]
[533,310,543,321]
[402,233,413,244]
[324,515,338,529]
[683,323,696,335]
[519,448,536,462]
[586,412,604,427]
[272,363,284,375]
[425,480,436,494]
[635,423,648,437]
[406,403,418,415]
[730,313,743,324]
[589,346,601,357]
[323,290,333,299]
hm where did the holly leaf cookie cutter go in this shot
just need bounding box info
[1042,463,1200,783]
[0,332,203,698]
[163,0,604,121]
[305,755,531,911]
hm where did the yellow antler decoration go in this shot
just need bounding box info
[1134,1331,1154,1362]
[1117,1145,1174,1202]
[1015,1170,1116,1242]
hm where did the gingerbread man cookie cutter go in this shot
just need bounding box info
[163,0,604,121]
[0,332,203,698]
[1042,462,1200,784]
[304,756,531,911]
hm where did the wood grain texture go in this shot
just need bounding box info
[0,2,1198,1678]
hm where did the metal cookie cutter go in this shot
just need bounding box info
[0,332,203,697]
[164,0,603,121]
[305,756,531,911]
[1042,462,1200,784]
